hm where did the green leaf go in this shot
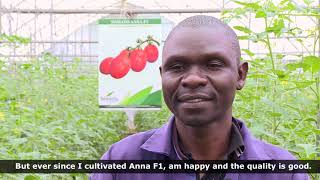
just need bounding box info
[266,19,285,37]
[287,62,312,72]
[247,73,269,79]
[269,112,282,117]
[24,175,41,180]
[286,63,299,71]
[20,63,32,70]
[106,91,114,97]
[120,86,153,105]
[274,70,288,79]
[141,90,162,106]
[303,56,320,73]
[238,35,249,40]
[9,138,28,145]
[292,80,315,88]
[303,118,317,123]
[233,26,252,34]
[276,54,285,60]
[252,32,268,43]
[297,144,316,158]
[286,2,296,11]
[232,1,261,10]
[242,49,255,57]
[303,0,313,5]
[255,10,267,18]
[275,19,285,29]
[0,87,9,101]
[279,0,290,5]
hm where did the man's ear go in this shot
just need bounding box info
[236,61,248,90]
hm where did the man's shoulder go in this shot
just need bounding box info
[100,128,159,160]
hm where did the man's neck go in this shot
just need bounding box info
[175,114,232,160]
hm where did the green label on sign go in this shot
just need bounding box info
[98,18,161,24]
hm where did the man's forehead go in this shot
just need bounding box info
[163,26,234,55]
[166,26,228,42]
[167,23,229,39]
[163,25,240,63]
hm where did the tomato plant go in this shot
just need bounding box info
[222,1,319,178]
[0,1,318,179]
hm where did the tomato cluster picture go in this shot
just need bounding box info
[99,35,160,79]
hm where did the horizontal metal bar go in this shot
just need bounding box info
[250,51,319,55]
[0,8,227,14]
[0,54,98,57]
[268,35,317,39]
[0,36,314,44]
[1,51,317,58]
[1,7,318,15]
[0,41,98,43]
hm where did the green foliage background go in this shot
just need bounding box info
[0,0,319,179]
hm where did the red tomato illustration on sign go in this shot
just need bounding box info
[110,52,131,79]
[99,57,113,75]
[119,49,130,58]
[130,49,147,72]
[144,44,159,63]
[100,36,160,79]
[118,49,131,67]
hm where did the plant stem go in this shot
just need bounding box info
[278,13,320,17]
[264,17,275,72]
[316,2,320,163]
[264,15,278,136]
[148,39,160,46]
[313,35,319,55]
[135,38,160,49]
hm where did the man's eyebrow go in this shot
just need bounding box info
[202,52,229,60]
[163,55,189,65]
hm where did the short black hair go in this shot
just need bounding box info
[164,15,241,63]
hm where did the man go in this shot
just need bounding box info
[91,15,309,180]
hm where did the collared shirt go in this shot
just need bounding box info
[172,118,245,161]
[172,117,245,180]
[91,116,310,180]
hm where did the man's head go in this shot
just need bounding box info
[160,15,248,127]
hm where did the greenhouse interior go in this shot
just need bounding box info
[0,0,319,179]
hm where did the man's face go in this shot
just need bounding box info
[161,26,247,127]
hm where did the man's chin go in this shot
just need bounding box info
[175,113,216,127]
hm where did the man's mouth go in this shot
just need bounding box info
[177,94,213,103]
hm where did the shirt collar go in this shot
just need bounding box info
[172,119,190,160]
[140,115,271,160]
[140,115,176,158]
[225,119,245,159]
[172,117,245,160]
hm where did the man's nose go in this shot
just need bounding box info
[181,71,208,89]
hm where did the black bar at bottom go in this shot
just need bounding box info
[0,160,318,173]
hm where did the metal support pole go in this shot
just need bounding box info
[0,0,2,34]
[125,110,137,130]
[33,0,37,55]
[50,0,53,50]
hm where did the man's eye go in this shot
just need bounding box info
[168,64,184,71]
[207,61,223,69]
